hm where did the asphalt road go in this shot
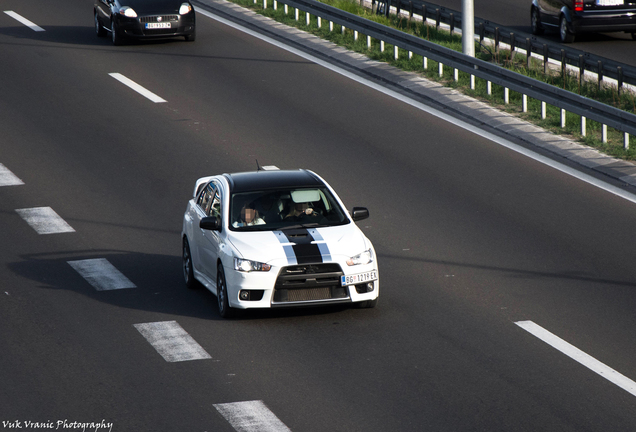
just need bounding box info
[431,0,636,67]
[2,0,636,431]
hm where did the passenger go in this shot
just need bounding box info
[233,204,265,227]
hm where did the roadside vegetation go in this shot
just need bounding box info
[227,0,636,160]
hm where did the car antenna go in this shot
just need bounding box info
[256,159,262,171]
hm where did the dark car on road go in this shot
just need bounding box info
[94,0,195,45]
[531,0,636,43]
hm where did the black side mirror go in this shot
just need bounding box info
[351,207,369,222]
[200,216,221,231]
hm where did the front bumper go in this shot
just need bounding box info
[224,261,379,310]
[116,12,195,39]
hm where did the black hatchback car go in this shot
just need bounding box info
[531,0,636,43]
[94,0,195,45]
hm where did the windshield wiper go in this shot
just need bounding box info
[279,223,323,231]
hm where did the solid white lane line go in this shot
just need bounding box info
[197,8,636,207]
[133,321,211,362]
[214,400,292,432]
[68,258,136,291]
[516,320,636,397]
[0,164,24,186]
[108,73,167,103]
[15,207,75,234]
[4,11,45,31]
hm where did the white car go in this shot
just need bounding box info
[181,169,379,318]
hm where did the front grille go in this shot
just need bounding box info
[273,264,347,303]
[139,15,179,23]
[144,28,177,35]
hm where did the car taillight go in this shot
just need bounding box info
[574,0,584,11]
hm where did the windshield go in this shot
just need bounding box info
[229,187,350,231]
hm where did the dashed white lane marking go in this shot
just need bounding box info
[68,258,136,291]
[133,321,211,362]
[0,164,24,186]
[214,400,292,432]
[108,73,167,103]
[15,207,75,234]
[516,320,636,398]
[4,11,45,31]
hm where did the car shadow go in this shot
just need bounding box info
[7,249,361,321]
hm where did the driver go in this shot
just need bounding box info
[284,202,319,220]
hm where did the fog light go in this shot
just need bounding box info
[239,290,249,300]
[366,282,374,292]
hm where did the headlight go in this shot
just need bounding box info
[234,258,271,272]
[346,249,373,266]
[179,3,193,14]
[119,6,137,17]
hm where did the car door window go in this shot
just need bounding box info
[197,184,215,215]
[209,190,222,222]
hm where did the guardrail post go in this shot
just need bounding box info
[597,60,603,93]
[561,109,566,128]
[542,101,546,119]
[578,55,584,94]
[381,40,385,52]
[342,24,346,34]
[423,56,428,70]
[510,32,516,56]
[395,45,399,60]
[454,68,458,82]
[295,8,299,20]
[422,5,427,23]
[355,30,359,41]
[317,16,321,27]
[306,11,310,26]
[505,87,509,104]
[385,0,390,17]
[367,35,371,49]
[409,1,413,21]
[523,94,527,112]
[526,38,531,70]
[329,21,333,31]
[436,9,440,30]
[494,27,499,53]
[450,13,455,36]
[602,125,608,143]
[625,132,630,150]
[618,66,624,97]
[479,22,484,43]
[581,116,586,137]
[543,44,548,75]
[396,0,401,16]
[561,49,566,81]
[284,3,288,13]
[439,61,444,77]
[487,80,491,95]
[274,0,277,10]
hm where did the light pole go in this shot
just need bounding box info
[462,0,475,57]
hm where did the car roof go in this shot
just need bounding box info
[224,169,325,193]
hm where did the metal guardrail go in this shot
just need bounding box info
[270,0,636,140]
[379,0,636,93]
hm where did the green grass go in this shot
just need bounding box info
[227,0,636,160]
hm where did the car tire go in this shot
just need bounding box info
[184,29,196,42]
[632,32,636,41]
[531,8,544,36]
[111,20,123,46]
[182,237,199,289]
[216,265,235,318]
[559,15,575,43]
[95,12,106,37]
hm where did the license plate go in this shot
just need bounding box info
[341,271,378,286]
[596,0,623,5]
[145,22,171,29]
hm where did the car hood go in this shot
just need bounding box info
[227,224,370,266]
[120,0,186,14]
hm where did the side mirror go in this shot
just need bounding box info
[200,216,221,231]
[351,207,369,222]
